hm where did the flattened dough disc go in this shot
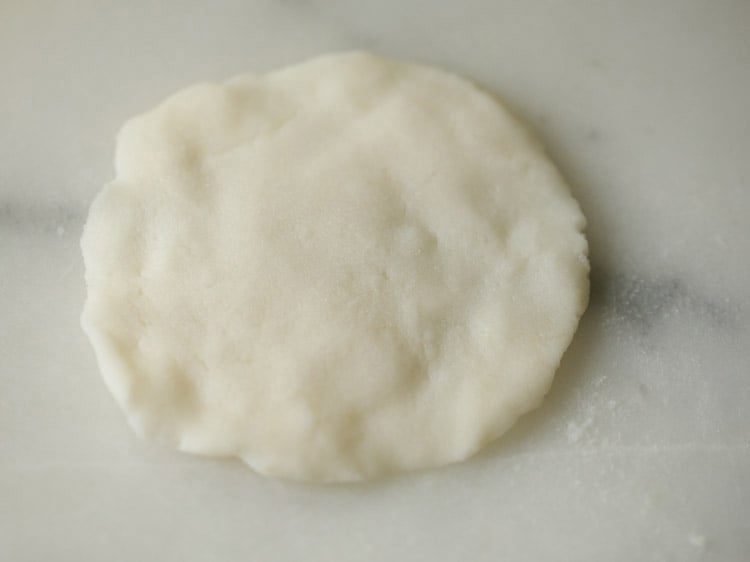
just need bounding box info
[82,52,589,482]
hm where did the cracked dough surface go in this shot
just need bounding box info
[81,52,588,482]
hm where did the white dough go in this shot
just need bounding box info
[81,52,589,482]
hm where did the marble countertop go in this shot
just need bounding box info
[2,1,748,560]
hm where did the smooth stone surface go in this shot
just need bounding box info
[1,1,748,560]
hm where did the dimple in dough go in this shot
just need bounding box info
[81,52,589,482]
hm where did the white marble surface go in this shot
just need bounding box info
[2,1,749,560]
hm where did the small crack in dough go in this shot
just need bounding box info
[81,51,589,482]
